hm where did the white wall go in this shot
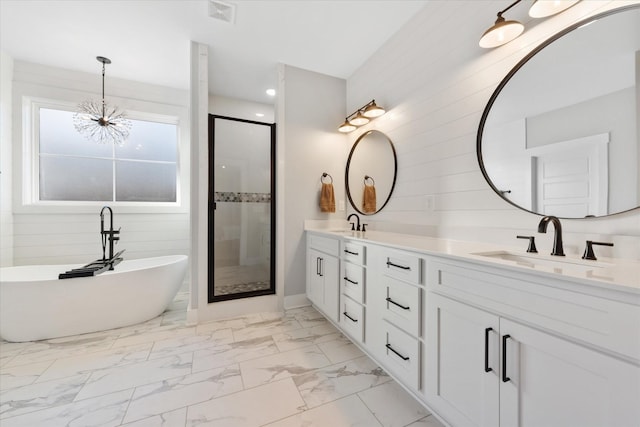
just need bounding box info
[0,50,14,266]
[9,60,190,265]
[280,65,348,299]
[346,0,640,260]
[210,95,274,123]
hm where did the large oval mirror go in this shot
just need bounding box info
[478,5,640,218]
[346,130,397,215]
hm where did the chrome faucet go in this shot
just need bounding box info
[537,215,565,256]
[100,206,120,266]
[347,213,361,231]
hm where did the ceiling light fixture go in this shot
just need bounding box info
[529,0,580,18]
[73,56,131,145]
[338,99,386,133]
[266,88,276,96]
[480,0,581,48]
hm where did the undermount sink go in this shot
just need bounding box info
[326,229,355,235]
[473,251,613,273]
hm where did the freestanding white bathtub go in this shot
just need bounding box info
[0,255,188,342]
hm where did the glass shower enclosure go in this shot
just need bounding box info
[208,115,275,302]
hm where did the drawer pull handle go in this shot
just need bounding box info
[502,334,511,383]
[344,249,359,256]
[386,297,410,310]
[344,277,358,285]
[484,327,493,373]
[343,312,358,323]
[385,343,410,361]
[386,260,411,270]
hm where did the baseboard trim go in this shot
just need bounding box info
[284,293,310,310]
[186,307,198,326]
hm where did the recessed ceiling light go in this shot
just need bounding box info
[256,113,265,117]
[266,89,276,96]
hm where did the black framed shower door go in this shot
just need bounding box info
[208,114,276,303]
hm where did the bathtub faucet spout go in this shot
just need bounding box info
[100,206,120,266]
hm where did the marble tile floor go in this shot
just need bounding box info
[0,292,445,427]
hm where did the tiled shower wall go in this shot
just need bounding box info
[346,0,640,259]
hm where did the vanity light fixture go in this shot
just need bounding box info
[529,0,580,18]
[480,0,581,48]
[338,119,357,133]
[338,99,386,133]
[362,100,385,118]
[73,56,131,145]
[479,0,525,48]
[349,111,370,127]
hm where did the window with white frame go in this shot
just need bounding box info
[34,103,179,204]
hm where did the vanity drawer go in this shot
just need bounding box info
[342,262,365,303]
[342,240,366,265]
[382,248,422,285]
[308,234,340,257]
[341,295,364,343]
[381,320,420,390]
[382,276,422,337]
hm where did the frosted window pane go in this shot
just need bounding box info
[115,120,177,162]
[39,156,112,201]
[115,161,176,202]
[39,108,112,157]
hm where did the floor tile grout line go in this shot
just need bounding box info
[356,390,386,427]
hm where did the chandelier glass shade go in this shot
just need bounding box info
[73,56,131,145]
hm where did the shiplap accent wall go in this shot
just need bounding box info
[346,0,640,259]
[10,60,190,266]
[0,51,14,267]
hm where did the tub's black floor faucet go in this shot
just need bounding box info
[100,206,121,267]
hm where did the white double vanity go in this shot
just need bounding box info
[306,227,640,427]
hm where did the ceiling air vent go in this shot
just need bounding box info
[209,0,236,24]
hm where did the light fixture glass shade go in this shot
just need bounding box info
[74,56,132,145]
[338,119,357,133]
[479,15,524,48]
[362,101,385,118]
[349,111,370,126]
[73,101,132,145]
[529,0,580,18]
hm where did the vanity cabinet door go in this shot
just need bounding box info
[426,293,500,427]
[306,247,339,323]
[500,318,640,427]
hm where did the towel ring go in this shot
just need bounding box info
[321,172,333,184]
[364,175,375,186]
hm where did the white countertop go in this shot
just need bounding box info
[305,226,640,295]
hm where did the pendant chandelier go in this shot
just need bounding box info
[73,56,132,145]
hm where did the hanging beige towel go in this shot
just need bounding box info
[320,183,336,213]
[363,184,377,213]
